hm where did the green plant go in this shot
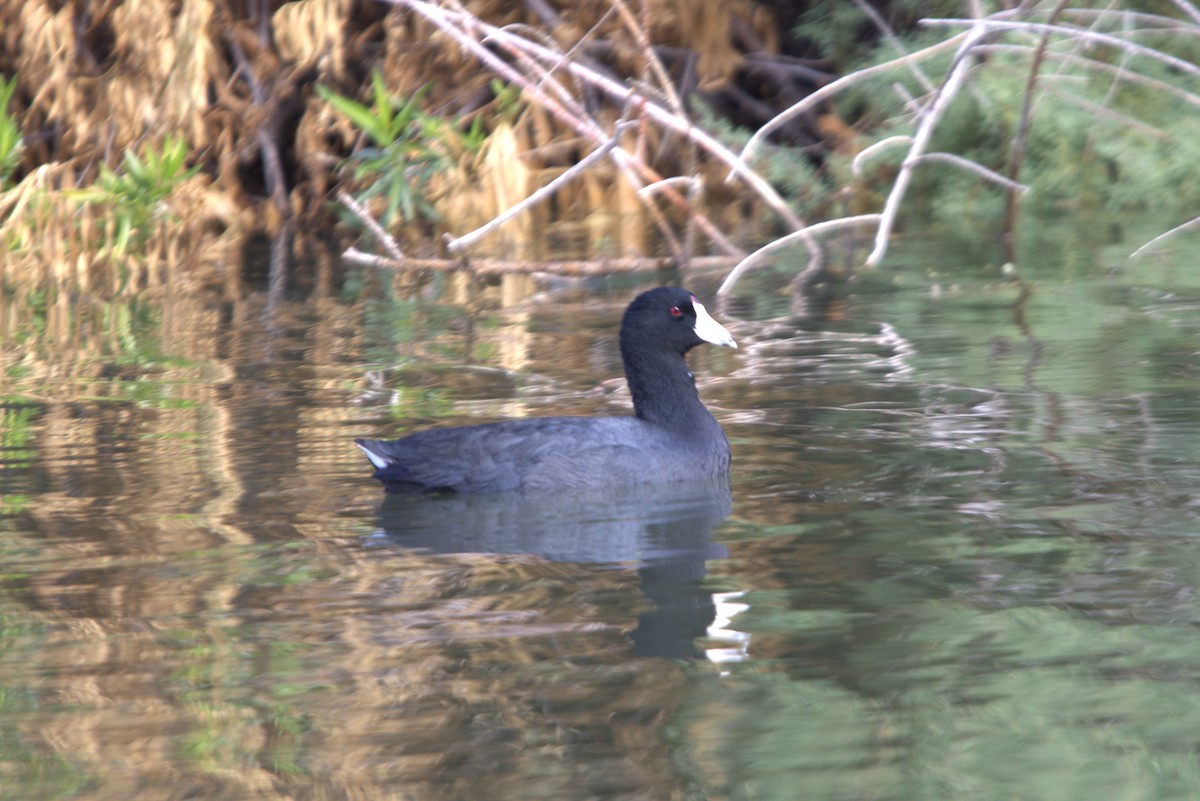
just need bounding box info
[489,78,524,125]
[317,72,448,229]
[0,74,22,189]
[459,113,488,156]
[68,134,199,255]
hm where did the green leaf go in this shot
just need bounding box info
[370,69,394,137]
[123,148,148,181]
[317,83,392,146]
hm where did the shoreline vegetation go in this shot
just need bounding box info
[2,1,1200,299]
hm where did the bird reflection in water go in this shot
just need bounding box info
[365,477,741,660]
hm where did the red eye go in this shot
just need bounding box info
[669,305,683,318]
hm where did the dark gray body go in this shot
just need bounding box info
[357,413,730,493]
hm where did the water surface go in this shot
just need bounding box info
[4,235,1200,800]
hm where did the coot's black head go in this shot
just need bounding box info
[619,287,737,356]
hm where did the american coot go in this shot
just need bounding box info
[356,286,737,493]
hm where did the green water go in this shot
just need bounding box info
[3,230,1200,800]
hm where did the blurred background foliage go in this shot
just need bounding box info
[2,0,1199,291]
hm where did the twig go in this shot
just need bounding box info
[400,0,805,232]
[975,44,1200,110]
[638,175,700,200]
[338,190,404,261]
[852,135,912,177]
[1168,0,1200,26]
[344,246,404,268]
[921,18,1200,81]
[1056,6,1200,31]
[891,81,922,117]
[396,0,752,257]
[226,33,290,215]
[610,0,685,115]
[490,16,694,256]
[915,153,1029,192]
[1038,83,1168,139]
[447,127,626,253]
[717,214,882,297]
[1129,215,1200,259]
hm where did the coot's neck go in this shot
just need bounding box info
[621,344,717,434]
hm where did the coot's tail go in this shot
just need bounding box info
[356,438,444,493]
[355,438,395,470]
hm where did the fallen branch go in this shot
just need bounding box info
[854,138,1028,193]
[344,247,738,275]
[851,0,936,95]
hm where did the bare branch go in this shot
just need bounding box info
[398,0,803,231]
[718,215,882,297]
[852,136,913,177]
[389,0,770,260]
[447,128,625,253]
[1056,6,1200,31]
[610,0,685,114]
[1129,216,1200,259]
[1038,83,1169,139]
[976,43,1200,109]
[852,0,936,94]
[922,17,1200,80]
[916,153,1030,192]
[638,175,701,200]
[865,18,992,268]
[1168,0,1200,26]
[740,33,970,167]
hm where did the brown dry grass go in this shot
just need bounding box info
[1,0,782,287]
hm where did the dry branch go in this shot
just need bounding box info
[445,127,626,254]
[338,190,404,261]
[865,15,993,268]
[332,0,819,274]
[1129,215,1200,258]
[975,44,1200,110]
